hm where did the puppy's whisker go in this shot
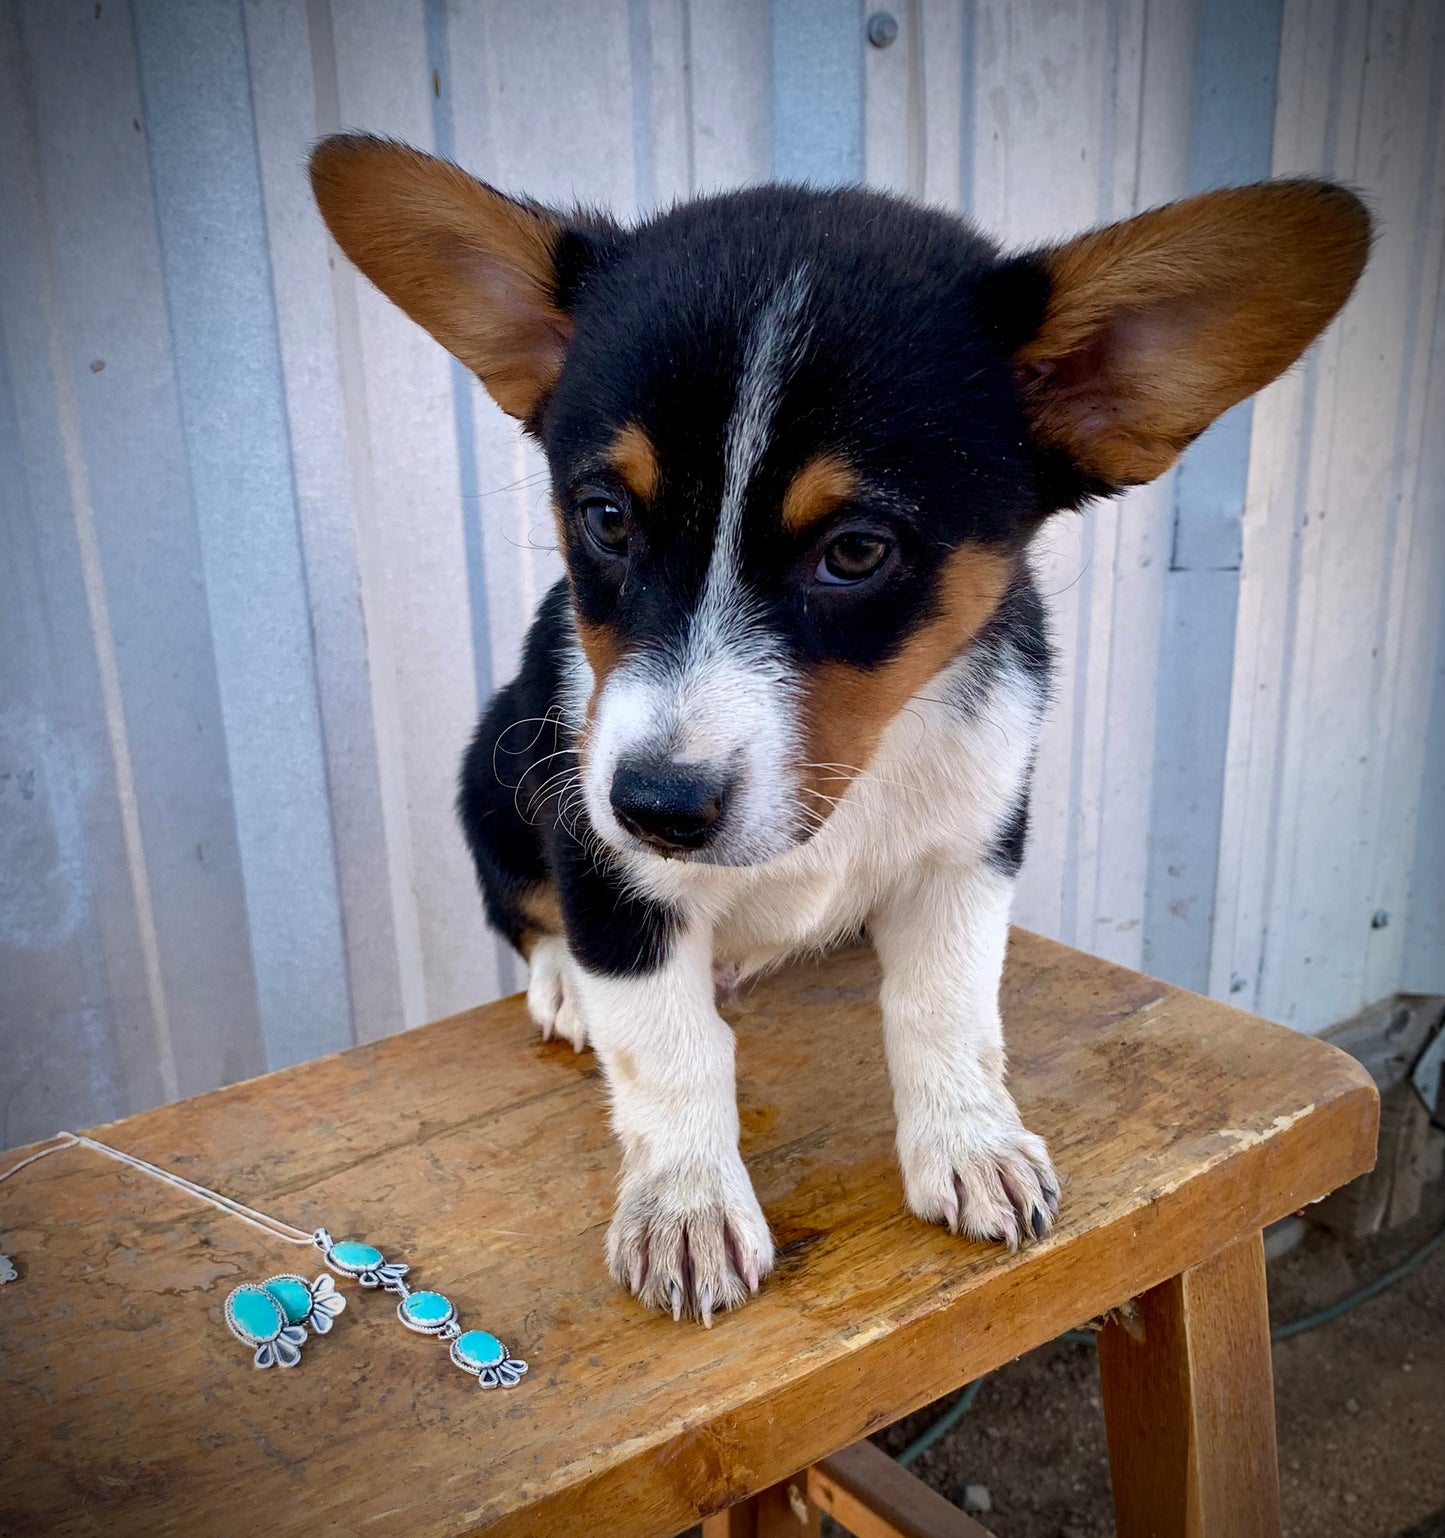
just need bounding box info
[463,471,551,502]
[521,752,584,790]
[492,709,569,784]
[523,768,585,824]
[796,763,914,795]
[499,530,561,555]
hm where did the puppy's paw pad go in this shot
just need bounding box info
[607,1167,773,1324]
[904,1123,1058,1252]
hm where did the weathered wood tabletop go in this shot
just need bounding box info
[0,933,1377,1538]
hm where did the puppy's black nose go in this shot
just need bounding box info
[610,759,728,853]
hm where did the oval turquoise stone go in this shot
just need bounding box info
[228,1285,283,1344]
[402,1290,452,1324]
[329,1240,383,1270]
[263,1277,313,1324]
[454,1329,504,1368]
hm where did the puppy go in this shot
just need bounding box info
[310,138,1369,1324]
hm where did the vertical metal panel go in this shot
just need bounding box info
[1143,0,1282,993]
[2,0,1442,1147]
[131,0,353,1069]
[0,15,183,1146]
[968,0,1119,946]
[771,0,865,183]
[242,0,411,1045]
[689,0,772,190]
[328,0,501,1024]
[0,183,132,1143]
[1354,2,1445,1008]
[425,0,495,714]
[1212,0,1445,1029]
[1061,1,1192,973]
[964,0,1197,970]
[1062,1,1195,973]
[9,0,267,1102]
[1400,102,1445,997]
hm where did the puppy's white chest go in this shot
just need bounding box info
[725,681,1041,965]
[629,652,1044,970]
[712,854,867,968]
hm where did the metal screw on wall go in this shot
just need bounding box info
[867,12,899,48]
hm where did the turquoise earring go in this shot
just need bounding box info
[224,1273,346,1369]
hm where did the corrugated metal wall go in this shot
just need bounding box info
[3,0,1442,1148]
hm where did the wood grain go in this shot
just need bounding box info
[0,932,1376,1537]
[702,1474,819,1537]
[1098,1231,1281,1537]
[809,1439,996,1538]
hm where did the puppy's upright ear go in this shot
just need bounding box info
[310,135,613,421]
[991,181,1372,502]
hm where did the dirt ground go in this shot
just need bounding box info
[869,1178,1445,1538]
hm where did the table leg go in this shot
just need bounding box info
[1097,1230,1282,1538]
[701,1473,821,1537]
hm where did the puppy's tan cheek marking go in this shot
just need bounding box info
[781,451,857,533]
[571,649,608,789]
[575,618,624,694]
[795,545,1014,812]
[605,421,661,503]
[613,1049,637,1085]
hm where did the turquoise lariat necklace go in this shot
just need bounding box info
[0,1132,528,1387]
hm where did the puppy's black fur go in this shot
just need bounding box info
[459,579,681,977]
[460,185,1068,971]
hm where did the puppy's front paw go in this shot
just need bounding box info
[900,1106,1059,1251]
[607,1158,774,1325]
[525,936,588,1051]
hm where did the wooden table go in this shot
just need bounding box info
[0,933,1377,1538]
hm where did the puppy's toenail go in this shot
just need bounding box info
[1031,1207,1047,1240]
[669,1280,682,1322]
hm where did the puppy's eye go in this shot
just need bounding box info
[581,497,628,556]
[816,531,891,585]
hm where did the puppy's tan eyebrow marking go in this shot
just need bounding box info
[605,422,660,502]
[781,451,858,532]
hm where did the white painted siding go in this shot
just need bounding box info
[2,0,1442,1145]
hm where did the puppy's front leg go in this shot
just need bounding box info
[573,924,774,1323]
[873,860,1058,1248]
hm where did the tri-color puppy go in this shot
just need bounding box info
[311,137,1369,1325]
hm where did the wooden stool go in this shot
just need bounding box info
[0,933,1377,1537]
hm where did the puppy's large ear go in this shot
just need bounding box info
[310,135,612,421]
[992,181,1371,500]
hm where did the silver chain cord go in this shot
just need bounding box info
[0,1132,317,1246]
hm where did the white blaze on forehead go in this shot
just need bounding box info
[699,265,812,626]
[580,268,815,869]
